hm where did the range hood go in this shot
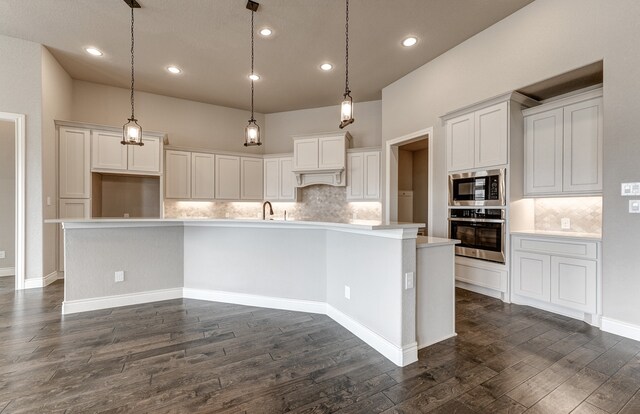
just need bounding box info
[292,131,351,188]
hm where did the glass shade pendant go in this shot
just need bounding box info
[121,2,143,146]
[339,0,354,129]
[244,1,262,146]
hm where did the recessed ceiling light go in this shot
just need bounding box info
[167,66,182,74]
[85,47,103,56]
[259,28,273,36]
[402,37,418,47]
[320,63,333,71]
[249,73,260,81]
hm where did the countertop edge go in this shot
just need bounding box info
[510,230,602,241]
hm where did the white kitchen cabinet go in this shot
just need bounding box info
[523,89,603,196]
[264,156,297,201]
[346,150,380,201]
[241,157,263,200]
[511,234,600,317]
[446,102,507,172]
[215,155,241,200]
[165,150,191,199]
[58,198,90,272]
[92,130,162,175]
[191,152,215,199]
[292,132,351,187]
[59,127,91,199]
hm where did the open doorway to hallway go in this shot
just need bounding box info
[0,119,15,289]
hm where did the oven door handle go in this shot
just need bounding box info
[448,218,505,223]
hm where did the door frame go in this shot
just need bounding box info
[385,127,434,232]
[0,112,26,290]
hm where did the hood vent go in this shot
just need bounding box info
[292,131,352,187]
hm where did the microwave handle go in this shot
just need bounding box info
[448,218,505,223]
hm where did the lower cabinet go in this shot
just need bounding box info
[511,235,599,315]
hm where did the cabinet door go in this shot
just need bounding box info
[59,127,91,199]
[58,199,90,271]
[128,136,161,173]
[279,157,296,201]
[551,256,597,313]
[241,157,264,200]
[191,152,215,199]
[475,101,508,168]
[215,155,241,200]
[512,251,551,302]
[293,138,318,170]
[364,151,381,200]
[346,152,364,200]
[165,150,191,199]
[264,158,280,200]
[563,97,603,193]
[91,131,128,171]
[318,136,345,169]
[446,113,474,171]
[525,109,564,195]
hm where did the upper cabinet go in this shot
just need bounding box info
[165,150,192,199]
[191,152,215,200]
[346,150,380,201]
[59,127,91,199]
[445,102,508,172]
[92,130,162,175]
[264,156,298,201]
[240,157,264,201]
[215,155,241,200]
[523,89,603,196]
[292,132,351,187]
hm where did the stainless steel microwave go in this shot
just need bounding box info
[448,169,505,207]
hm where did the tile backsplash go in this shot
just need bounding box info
[164,185,382,222]
[534,197,602,233]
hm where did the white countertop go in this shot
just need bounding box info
[416,236,460,248]
[511,230,602,241]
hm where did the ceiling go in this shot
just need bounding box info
[0,0,534,113]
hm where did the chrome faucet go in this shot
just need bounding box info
[262,201,274,220]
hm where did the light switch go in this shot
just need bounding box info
[561,218,571,230]
[404,272,414,289]
[344,285,351,300]
[621,182,640,196]
[630,200,640,214]
[115,271,125,282]
[0,251,5,259]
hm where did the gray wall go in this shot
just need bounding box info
[0,121,15,270]
[0,35,43,280]
[397,149,413,191]
[381,0,640,326]
[264,100,382,153]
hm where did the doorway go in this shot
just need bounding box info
[385,127,433,235]
[0,112,26,291]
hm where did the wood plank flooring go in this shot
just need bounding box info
[0,278,639,413]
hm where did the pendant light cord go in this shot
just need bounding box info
[250,9,255,122]
[130,6,135,120]
[344,0,350,96]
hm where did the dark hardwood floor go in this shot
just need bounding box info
[0,278,639,413]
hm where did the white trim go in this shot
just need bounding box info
[182,288,327,314]
[0,113,26,291]
[62,288,183,315]
[511,293,598,326]
[385,127,434,235]
[601,317,640,342]
[0,267,15,277]
[23,271,61,289]
[326,304,416,367]
[418,333,457,350]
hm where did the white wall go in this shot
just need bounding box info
[71,81,265,155]
[0,121,15,270]
[42,47,73,278]
[0,35,43,280]
[264,100,382,153]
[381,0,640,327]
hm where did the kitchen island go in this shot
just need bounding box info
[50,218,458,366]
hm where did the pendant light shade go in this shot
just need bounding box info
[339,0,354,129]
[122,2,143,146]
[244,1,262,147]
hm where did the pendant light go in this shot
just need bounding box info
[121,0,143,146]
[339,0,354,129]
[244,0,262,146]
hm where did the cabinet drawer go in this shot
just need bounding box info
[455,262,507,293]
[513,237,597,260]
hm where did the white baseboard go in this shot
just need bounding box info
[62,288,183,315]
[182,288,327,315]
[511,293,600,327]
[602,317,640,342]
[24,271,60,289]
[0,267,15,277]
[326,304,417,367]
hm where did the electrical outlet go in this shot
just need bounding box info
[46,196,52,206]
[630,200,640,214]
[344,285,351,300]
[115,271,125,282]
[621,182,640,196]
[561,218,571,229]
[123,213,130,218]
[0,251,5,259]
[225,212,230,218]
[404,272,414,290]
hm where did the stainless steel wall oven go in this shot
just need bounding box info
[449,208,505,264]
